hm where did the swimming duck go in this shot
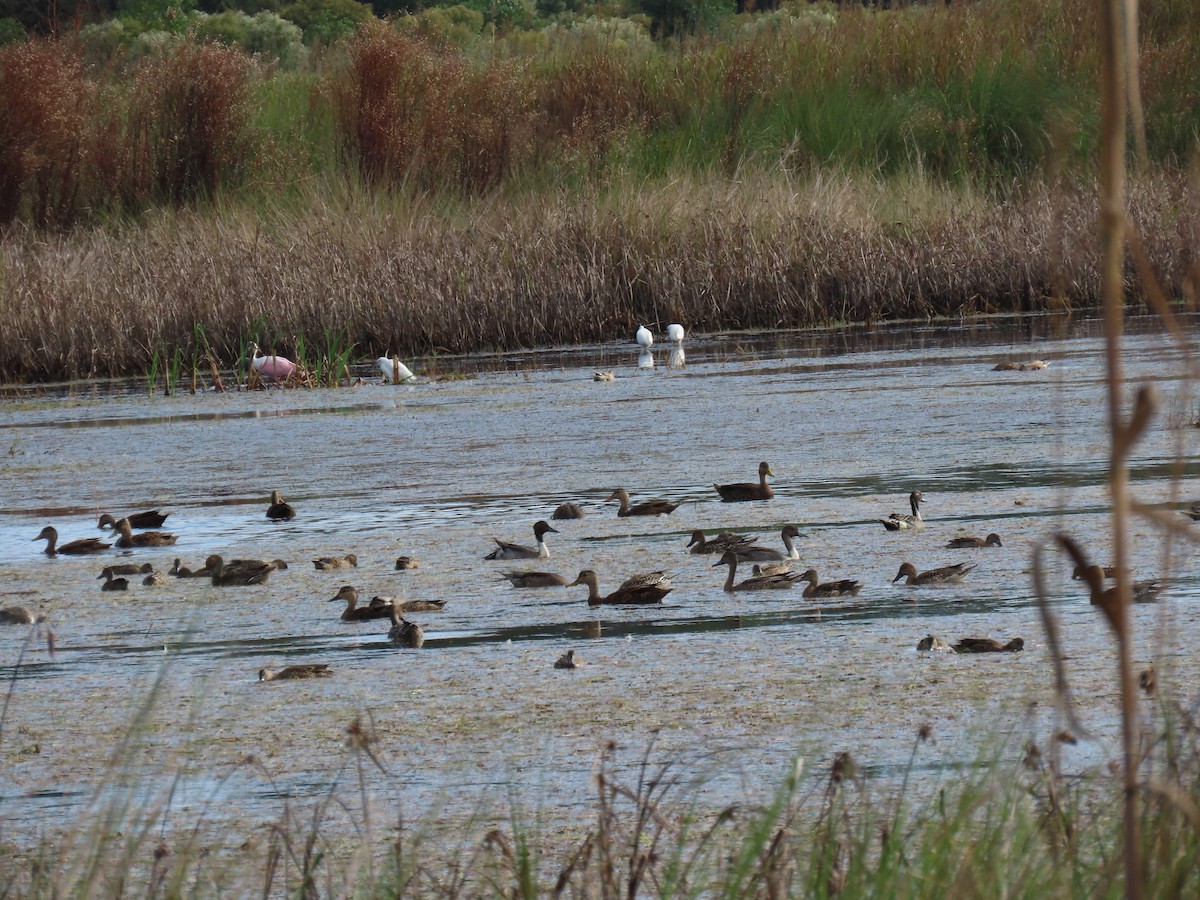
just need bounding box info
[369,592,446,613]
[733,525,804,563]
[377,353,416,383]
[686,530,758,555]
[593,371,616,383]
[606,489,680,517]
[100,563,154,577]
[947,533,1002,549]
[953,637,1025,653]
[636,325,653,348]
[485,520,558,560]
[98,510,170,530]
[551,502,585,520]
[916,635,951,652]
[798,569,862,599]
[713,552,802,592]
[503,570,570,588]
[714,462,774,502]
[170,558,210,578]
[259,664,332,681]
[33,526,111,557]
[143,572,168,586]
[99,569,128,591]
[248,342,297,383]
[554,649,580,670]
[395,556,420,571]
[881,492,925,531]
[266,490,296,521]
[569,569,672,606]
[206,554,277,586]
[1020,360,1048,371]
[0,606,45,625]
[992,361,1021,371]
[892,562,976,586]
[387,607,426,647]
[329,586,393,622]
[1078,567,1164,604]
[313,553,358,570]
[114,519,176,548]
[752,562,793,577]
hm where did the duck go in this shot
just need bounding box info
[170,558,210,578]
[892,562,976,586]
[266,490,296,521]
[946,533,1001,549]
[798,569,862,599]
[606,489,680,517]
[369,591,446,613]
[714,461,774,502]
[551,502,585,520]
[916,635,951,652]
[99,570,128,591]
[395,556,420,571]
[636,325,654,348]
[593,371,616,383]
[206,554,277,586]
[329,586,393,622]
[503,570,570,588]
[713,552,802,592]
[1078,566,1164,604]
[733,524,803,563]
[387,607,425,647]
[953,637,1025,653]
[98,510,170,530]
[143,572,168,586]
[1020,360,1048,371]
[377,352,416,383]
[667,323,685,344]
[33,526,111,557]
[248,342,297,383]
[568,569,672,606]
[686,530,758,555]
[313,553,357,570]
[0,606,46,625]
[259,664,332,681]
[554,649,580,670]
[881,491,925,531]
[100,563,154,577]
[114,518,176,548]
[484,520,558,560]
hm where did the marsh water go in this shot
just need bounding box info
[2,314,1199,853]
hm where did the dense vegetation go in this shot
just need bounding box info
[0,0,1196,381]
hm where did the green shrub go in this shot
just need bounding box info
[0,15,24,44]
[280,0,374,44]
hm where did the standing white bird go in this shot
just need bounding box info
[377,353,415,383]
[635,325,653,348]
[667,323,684,343]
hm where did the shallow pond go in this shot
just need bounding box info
[1,314,1199,855]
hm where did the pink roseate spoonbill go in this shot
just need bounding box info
[248,342,297,383]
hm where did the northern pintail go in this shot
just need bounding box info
[916,635,951,652]
[33,526,110,557]
[568,569,672,606]
[892,562,976,586]
[503,570,570,588]
[313,553,358,570]
[713,551,802,591]
[98,510,170,530]
[714,462,774,502]
[259,664,331,681]
[798,569,862,599]
[114,519,176,548]
[485,520,558,560]
[0,606,46,625]
[206,555,277,586]
[388,607,426,647]
[946,533,1001,548]
[881,491,925,531]
[686,530,757,555]
[953,637,1024,653]
[554,649,580,669]
[266,490,296,520]
[733,525,803,562]
[606,489,679,517]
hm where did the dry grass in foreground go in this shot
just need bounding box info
[0,171,1195,384]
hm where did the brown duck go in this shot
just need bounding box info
[388,608,426,647]
[99,569,129,591]
[893,562,976,586]
[947,533,1002,549]
[606,489,680,517]
[568,569,672,606]
[953,637,1025,653]
[798,569,862,599]
[114,519,176,548]
[313,553,358,570]
[551,502,585,520]
[714,461,774,502]
[206,554,277,586]
[170,558,210,578]
[395,556,420,571]
[266,490,296,521]
[259,664,332,681]
[329,585,393,622]
[100,563,154,577]
[686,530,757,555]
[0,606,46,625]
[503,570,570,588]
[98,510,169,530]
[554,649,580,670]
[34,526,111,557]
[713,551,801,592]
